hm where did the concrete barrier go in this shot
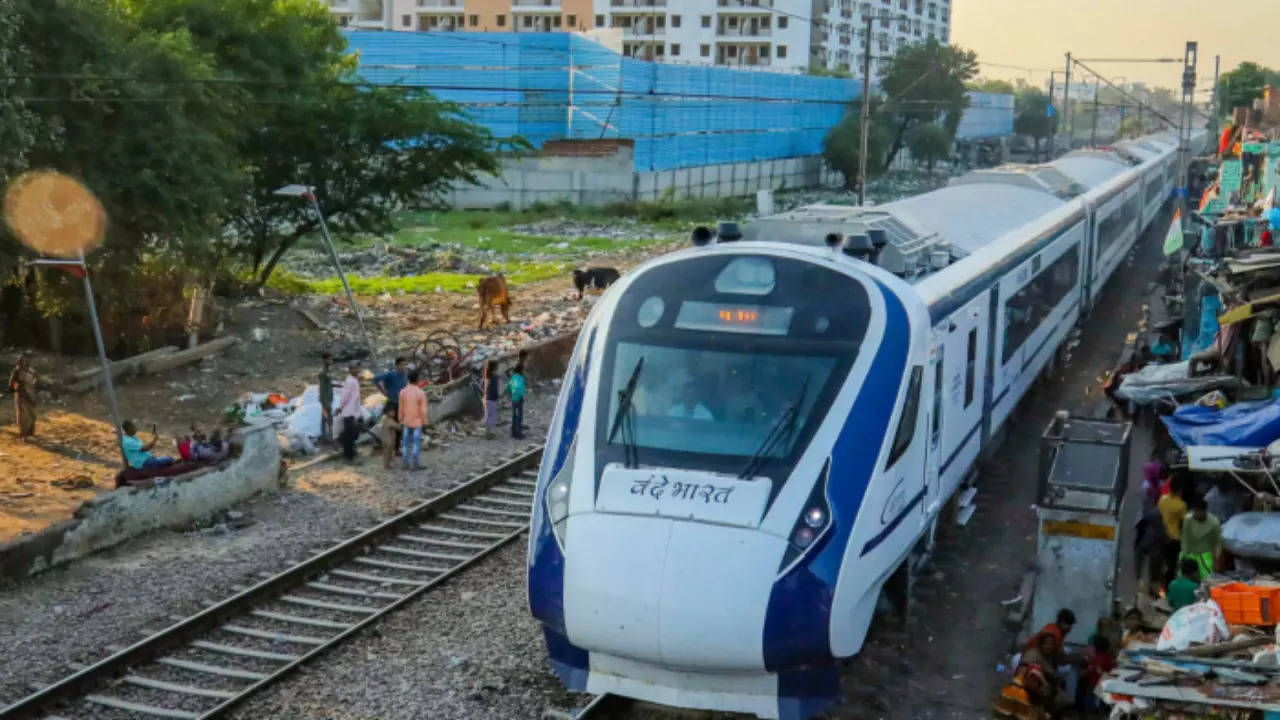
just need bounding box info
[0,424,283,584]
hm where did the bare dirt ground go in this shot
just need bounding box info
[0,239,677,544]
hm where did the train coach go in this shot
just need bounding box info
[526,129,1206,719]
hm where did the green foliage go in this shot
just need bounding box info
[0,0,506,343]
[878,38,979,169]
[267,261,568,296]
[968,77,1016,95]
[906,123,952,174]
[1013,88,1057,160]
[1118,116,1146,139]
[1218,62,1280,114]
[822,99,893,191]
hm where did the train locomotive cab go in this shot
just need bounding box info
[528,244,932,719]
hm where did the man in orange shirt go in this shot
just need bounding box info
[397,369,428,471]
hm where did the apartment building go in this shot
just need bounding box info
[325,0,951,77]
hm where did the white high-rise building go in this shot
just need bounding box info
[594,0,952,77]
[325,0,952,78]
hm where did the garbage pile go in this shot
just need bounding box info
[1099,586,1280,714]
[288,242,492,279]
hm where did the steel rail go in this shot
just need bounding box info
[1,446,543,719]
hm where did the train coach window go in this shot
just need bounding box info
[1002,246,1080,365]
[886,366,923,469]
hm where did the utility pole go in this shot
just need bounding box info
[857,12,873,205]
[1177,41,1198,235]
[1210,54,1221,141]
[1090,81,1100,146]
[1062,53,1072,153]
[1046,73,1056,162]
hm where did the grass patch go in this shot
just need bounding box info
[268,261,568,296]
[297,196,750,253]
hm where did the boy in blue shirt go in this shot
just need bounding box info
[506,363,527,440]
[121,419,175,470]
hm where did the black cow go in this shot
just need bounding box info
[572,267,621,300]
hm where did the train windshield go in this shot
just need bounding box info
[594,254,871,482]
[605,342,838,459]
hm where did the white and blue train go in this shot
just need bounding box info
[527,129,1204,719]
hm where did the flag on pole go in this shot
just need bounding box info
[1163,208,1184,256]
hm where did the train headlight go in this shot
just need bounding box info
[792,526,816,548]
[544,442,575,550]
[778,459,833,575]
[804,506,826,529]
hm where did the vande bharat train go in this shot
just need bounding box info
[527,129,1205,719]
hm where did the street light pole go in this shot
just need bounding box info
[30,254,126,465]
[274,184,378,363]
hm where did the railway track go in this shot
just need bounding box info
[2,446,543,720]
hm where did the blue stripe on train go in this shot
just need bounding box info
[761,281,910,678]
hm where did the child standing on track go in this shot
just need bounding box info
[507,362,526,440]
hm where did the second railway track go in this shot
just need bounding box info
[2,445,544,720]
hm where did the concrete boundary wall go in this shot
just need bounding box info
[430,330,579,421]
[0,424,282,584]
[449,154,840,210]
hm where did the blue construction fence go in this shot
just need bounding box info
[344,31,861,172]
[343,31,1013,171]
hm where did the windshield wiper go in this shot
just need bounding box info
[739,376,809,481]
[608,356,644,468]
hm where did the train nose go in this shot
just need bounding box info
[562,513,789,671]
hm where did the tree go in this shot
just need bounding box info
[878,38,979,170]
[128,0,505,288]
[822,98,893,192]
[2,0,248,348]
[906,123,952,175]
[968,77,1016,95]
[1218,62,1273,113]
[1013,88,1057,161]
[1118,116,1145,139]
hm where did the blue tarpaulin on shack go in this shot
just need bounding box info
[1161,398,1280,449]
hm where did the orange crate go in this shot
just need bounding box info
[1211,583,1280,625]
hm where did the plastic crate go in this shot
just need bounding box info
[1210,583,1280,625]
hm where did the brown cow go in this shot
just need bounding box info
[477,274,511,329]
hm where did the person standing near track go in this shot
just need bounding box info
[1158,475,1189,587]
[339,362,363,464]
[8,354,38,441]
[506,362,526,440]
[482,360,500,439]
[398,369,428,471]
[318,352,336,442]
[1180,496,1221,581]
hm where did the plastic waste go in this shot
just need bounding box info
[1157,600,1230,651]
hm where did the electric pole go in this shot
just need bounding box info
[1210,54,1221,142]
[857,12,873,205]
[1046,73,1056,162]
[1062,53,1072,154]
[1177,41,1198,235]
[1090,81,1100,146]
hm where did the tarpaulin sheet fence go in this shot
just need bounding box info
[343,31,862,171]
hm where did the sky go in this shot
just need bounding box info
[950,0,1280,92]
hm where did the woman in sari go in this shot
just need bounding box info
[8,354,37,440]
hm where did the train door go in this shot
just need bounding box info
[1082,198,1098,311]
[926,340,943,514]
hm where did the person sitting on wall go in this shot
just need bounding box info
[121,419,176,470]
